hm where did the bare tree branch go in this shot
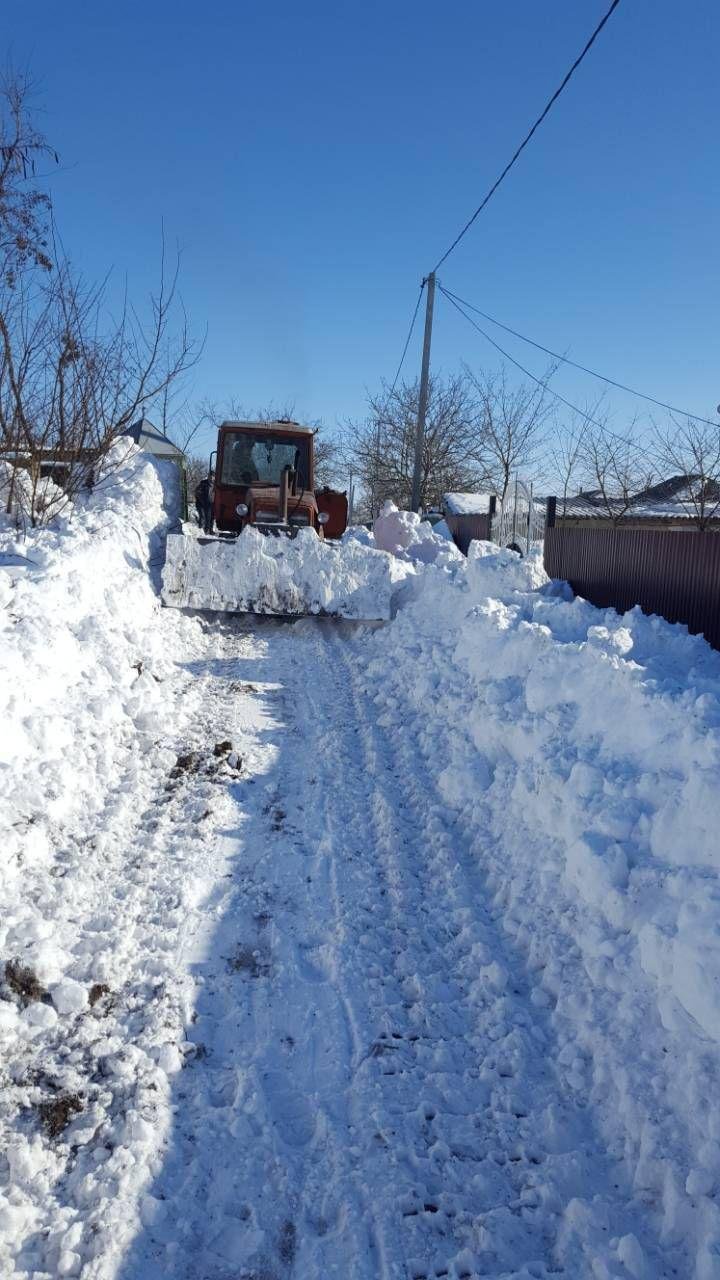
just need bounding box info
[343,374,488,516]
[464,362,557,500]
[651,415,720,528]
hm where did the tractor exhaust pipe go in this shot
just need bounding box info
[279,465,291,524]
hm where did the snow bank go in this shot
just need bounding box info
[0,441,185,880]
[162,524,396,619]
[0,442,199,1277]
[372,500,463,566]
[428,516,454,541]
[360,541,720,1275]
[0,463,67,530]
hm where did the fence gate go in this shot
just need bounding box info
[490,478,544,556]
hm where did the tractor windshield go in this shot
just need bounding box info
[220,433,309,487]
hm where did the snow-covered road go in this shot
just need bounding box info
[6,453,720,1278]
[5,460,720,1278]
[107,616,674,1280]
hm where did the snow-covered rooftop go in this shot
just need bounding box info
[557,475,720,522]
[443,491,494,516]
[123,418,184,458]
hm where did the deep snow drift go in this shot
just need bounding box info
[0,443,212,1278]
[2,472,720,1279]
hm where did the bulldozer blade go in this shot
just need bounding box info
[161,526,394,621]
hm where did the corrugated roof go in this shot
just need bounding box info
[556,478,720,523]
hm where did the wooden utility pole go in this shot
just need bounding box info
[410,272,435,513]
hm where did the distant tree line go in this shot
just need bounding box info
[342,363,557,519]
[342,366,720,524]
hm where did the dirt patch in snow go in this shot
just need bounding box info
[4,958,47,1006]
[277,1218,297,1264]
[88,982,112,1009]
[227,944,271,979]
[36,1092,83,1138]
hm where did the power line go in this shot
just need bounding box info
[388,281,426,397]
[441,286,720,429]
[438,283,669,468]
[432,0,623,273]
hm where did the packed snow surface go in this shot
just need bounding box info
[161,524,396,619]
[2,471,720,1279]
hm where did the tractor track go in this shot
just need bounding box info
[69,615,673,1280]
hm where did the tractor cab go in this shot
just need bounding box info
[210,420,347,538]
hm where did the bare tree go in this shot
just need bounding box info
[577,417,655,523]
[545,401,609,515]
[465,363,557,500]
[0,70,57,286]
[0,72,200,528]
[0,243,198,527]
[652,415,720,528]
[344,373,487,516]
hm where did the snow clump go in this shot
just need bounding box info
[373,500,462,566]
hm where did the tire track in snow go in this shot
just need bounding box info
[307,625,676,1279]
[0,613,248,1278]
[122,618,384,1280]
[68,613,678,1280]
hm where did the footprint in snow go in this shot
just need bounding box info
[262,1070,317,1147]
[296,941,331,985]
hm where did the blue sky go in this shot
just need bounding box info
[7,0,719,458]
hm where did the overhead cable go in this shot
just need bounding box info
[441,286,720,428]
[432,0,623,272]
[438,284,670,465]
[387,281,426,396]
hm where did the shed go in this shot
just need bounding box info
[123,418,184,459]
[442,492,496,554]
[550,475,720,529]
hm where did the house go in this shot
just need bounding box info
[122,418,184,460]
[552,475,720,528]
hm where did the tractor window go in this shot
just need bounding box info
[220,433,309,487]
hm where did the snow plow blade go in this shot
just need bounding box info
[161,526,394,621]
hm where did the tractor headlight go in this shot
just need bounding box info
[317,511,330,525]
[235,502,249,516]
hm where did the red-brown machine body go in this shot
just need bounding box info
[209,421,348,538]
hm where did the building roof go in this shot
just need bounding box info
[557,475,720,522]
[123,418,183,457]
[443,491,494,516]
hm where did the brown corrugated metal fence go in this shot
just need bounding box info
[445,512,492,555]
[544,524,720,650]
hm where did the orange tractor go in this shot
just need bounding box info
[162,418,392,619]
[203,419,348,540]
